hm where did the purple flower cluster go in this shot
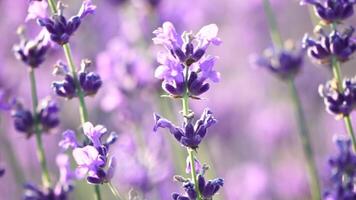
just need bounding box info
[37,0,96,45]
[324,136,356,200]
[172,174,224,200]
[59,122,117,185]
[23,154,76,200]
[52,60,102,99]
[153,21,221,98]
[13,29,51,68]
[252,41,305,79]
[11,98,59,137]
[303,27,356,64]
[300,0,356,23]
[319,78,356,116]
[153,108,216,149]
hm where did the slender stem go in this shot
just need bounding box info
[329,24,356,152]
[47,0,57,14]
[263,1,321,199]
[29,68,51,187]
[263,0,283,49]
[181,65,202,200]
[289,80,321,200]
[108,182,123,200]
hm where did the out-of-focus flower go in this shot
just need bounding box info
[251,40,304,80]
[58,130,79,150]
[26,0,48,22]
[324,135,356,199]
[0,90,15,111]
[300,0,356,23]
[23,154,76,200]
[11,104,34,136]
[303,27,356,64]
[37,0,96,45]
[153,108,217,149]
[153,21,221,97]
[0,167,5,178]
[13,29,50,68]
[38,98,60,132]
[319,78,356,117]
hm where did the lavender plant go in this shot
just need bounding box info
[302,0,356,151]
[152,21,224,200]
[251,0,321,199]
[300,1,356,199]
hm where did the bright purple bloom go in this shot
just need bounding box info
[303,27,356,64]
[52,74,76,99]
[79,71,102,97]
[153,108,217,149]
[73,146,105,179]
[300,0,356,23]
[153,22,221,97]
[13,29,50,68]
[82,122,107,148]
[252,42,304,79]
[37,1,96,45]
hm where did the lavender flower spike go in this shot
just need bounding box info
[78,0,97,19]
[153,108,217,149]
[59,130,79,150]
[83,122,107,148]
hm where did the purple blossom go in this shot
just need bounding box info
[252,41,304,79]
[13,29,50,68]
[153,108,217,149]
[59,130,79,150]
[38,98,60,132]
[300,0,356,23]
[83,122,107,148]
[324,135,356,199]
[303,27,356,64]
[79,71,103,97]
[37,1,96,45]
[11,103,34,136]
[73,146,105,179]
[77,0,97,19]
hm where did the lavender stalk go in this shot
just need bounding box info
[29,68,51,187]
[45,0,100,199]
[261,0,321,199]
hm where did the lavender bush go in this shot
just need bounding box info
[0,0,355,200]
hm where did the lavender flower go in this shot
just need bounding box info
[303,27,356,64]
[37,0,96,45]
[153,108,217,149]
[252,41,304,79]
[300,0,356,23]
[172,174,224,200]
[319,79,356,117]
[11,103,34,136]
[13,29,50,68]
[153,22,221,97]
[52,60,102,99]
[23,154,76,200]
[38,98,60,132]
[324,136,356,199]
[62,122,117,185]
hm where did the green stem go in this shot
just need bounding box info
[263,1,321,199]
[108,182,123,200]
[29,68,51,187]
[181,65,202,200]
[263,0,283,49]
[289,80,321,200]
[47,0,57,14]
[329,23,356,152]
